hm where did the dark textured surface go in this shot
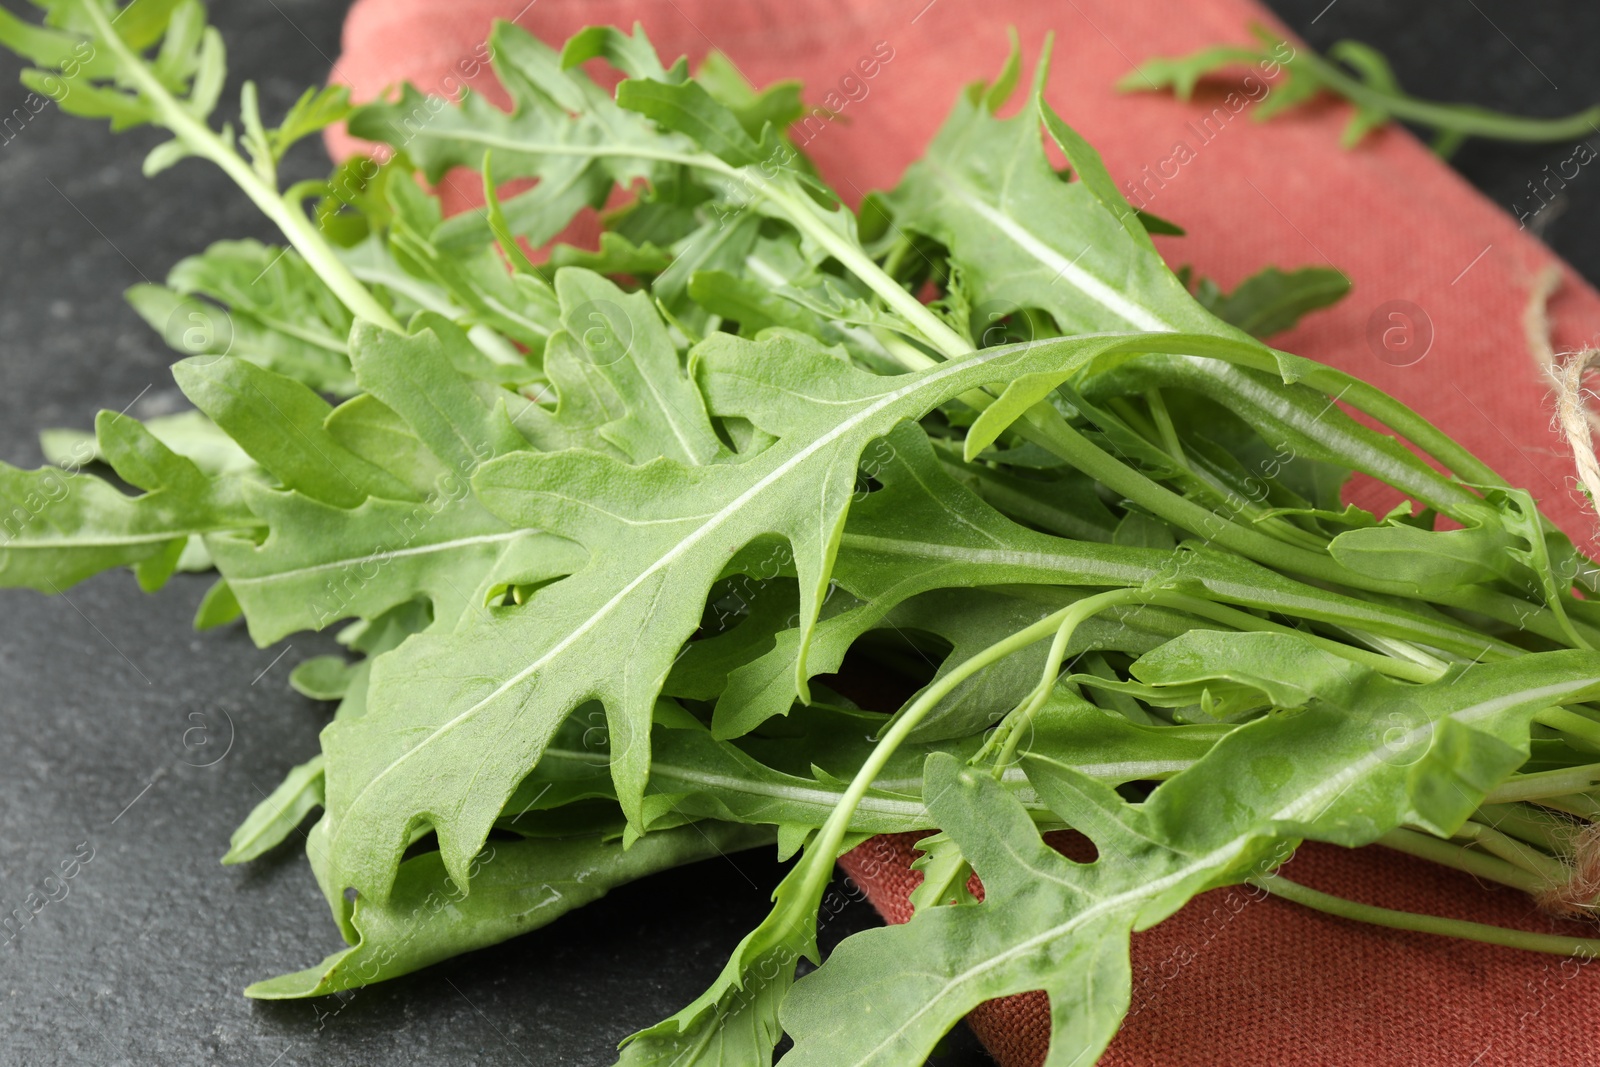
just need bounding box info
[0,2,1596,1065]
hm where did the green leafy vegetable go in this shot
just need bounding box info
[1122,24,1600,155]
[4,6,1600,1066]
[1190,265,1350,338]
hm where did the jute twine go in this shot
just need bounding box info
[1527,264,1600,512]
[1520,266,1600,914]
[1555,347,1600,512]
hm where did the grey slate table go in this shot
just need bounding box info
[1,1,1597,1064]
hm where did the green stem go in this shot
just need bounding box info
[1270,352,1506,489]
[756,181,972,358]
[1475,803,1583,860]
[83,4,401,332]
[1101,390,1332,552]
[1453,820,1572,884]
[1155,349,1486,521]
[794,587,1166,914]
[1254,347,1600,598]
[1537,793,1600,821]
[1144,387,1187,468]
[1260,347,1600,576]
[1535,708,1600,753]
[1294,47,1600,144]
[1253,875,1600,957]
[1162,595,1444,683]
[1377,827,1549,894]
[1018,406,1536,626]
[990,589,1158,770]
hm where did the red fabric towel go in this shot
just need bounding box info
[325,0,1600,1062]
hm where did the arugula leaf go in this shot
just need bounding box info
[222,755,324,865]
[9,11,1600,1064]
[348,21,679,253]
[322,326,1276,901]
[1122,24,1600,154]
[248,822,773,998]
[127,240,359,394]
[887,41,1236,338]
[1192,265,1350,338]
[198,319,573,643]
[782,648,1600,1065]
[173,356,416,508]
[0,409,251,592]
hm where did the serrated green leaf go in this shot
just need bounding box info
[889,53,1238,339]
[560,23,671,81]
[321,327,1269,902]
[1116,44,1261,99]
[289,655,356,701]
[618,76,765,167]
[173,355,414,507]
[348,21,680,251]
[0,410,251,592]
[783,650,1600,1064]
[128,239,358,394]
[222,754,324,864]
[1191,265,1350,338]
[252,823,772,998]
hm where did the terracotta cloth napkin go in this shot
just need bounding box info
[324,0,1600,1062]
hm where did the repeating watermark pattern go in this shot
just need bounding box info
[1171,439,1300,558]
[1513,140,1598,232]
[1372,698,1430,767]
[178,705,236,768]
[1119,40,1296,215]
[1365,299,1433,367]
[968,298,1041,349]
[568,298,635,367]
[0,40,96,149]
[1516,951,1593,1033]
[159,299,234,358]
[791,42,897,149]
[711,541,794,629]
[576,704,609,752]
[307,446,490,629]
[0,842,95,948]
[0,437,96,547]
[361,40,496,154]
[854,434,899,500]
[1,90,53,148]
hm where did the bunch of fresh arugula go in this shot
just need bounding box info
[5,3,1600,1063]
